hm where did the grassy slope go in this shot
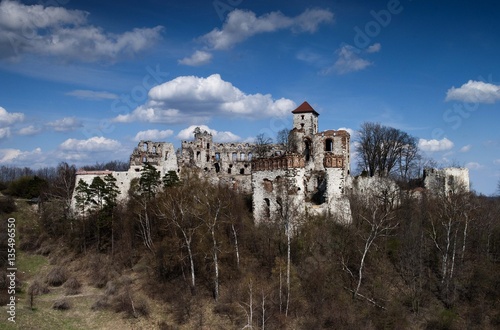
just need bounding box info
[0,201,235,330]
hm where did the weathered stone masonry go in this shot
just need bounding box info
[251,101,352,224]
[71,100,469,224]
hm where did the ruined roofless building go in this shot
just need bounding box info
[251,101,352,224]
[72,101,471,222]
[71,102,353,222]
[179,127,286,193]
[72,141,178,209]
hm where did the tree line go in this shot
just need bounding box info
[2,122,500,328]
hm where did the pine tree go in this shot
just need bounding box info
[163,170,180,188]
[139,163,161,199]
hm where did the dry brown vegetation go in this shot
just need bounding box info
[2,168,500,329]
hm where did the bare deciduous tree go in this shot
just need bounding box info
[192,184,229,301]
[426,189,477,305]
[157,182,201,294]
[343,193,399,308]
[254,133,273,158]
[356,122,420,181]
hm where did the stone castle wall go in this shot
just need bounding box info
[71,102,470,225]
[423,167,470,195]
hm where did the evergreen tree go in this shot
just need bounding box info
[89,176,106,210]
[103,174,119,209]
[139,163,161,199]
[163,170,180,188]
[74,179,92,216]
[103,174,119,255]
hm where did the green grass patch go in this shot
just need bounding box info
[17,252,48,276]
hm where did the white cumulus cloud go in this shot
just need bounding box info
[201,8,333,50]
[366,43,381,53]
[446,80,500,103]
[459,144,472,153]
[322,44,376,75]
[66,90,118,100]
[418,137,454,152]
[466,162,483,170]
[59,136,120,152]
[18,125,42,135]
[0,1,163,62]
[133,129,174,141]
[337,127,356,137]
[0,147,42,164]
[177,125,240,143]
[0,106,24,126]
[0,127,11,140]
[46,117,82,132]
[113,74,296,124]
[178,50,212,66]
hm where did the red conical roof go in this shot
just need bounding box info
[291,101,319,116]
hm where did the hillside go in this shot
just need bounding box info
[1,174,500,329]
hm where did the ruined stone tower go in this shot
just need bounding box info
[252,101,352,224]
[292,101,319,136]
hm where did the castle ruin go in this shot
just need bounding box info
[72,101,469,224]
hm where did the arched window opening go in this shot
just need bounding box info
[325,138,333,152]
[263,178,273,192]
[304,139,311,162]
[240,168,245,174]
[276,197,283,216]
[215,152,220,161]
[264,198,271,218]
[232,152,237,162]
[152,146,157,153]
[248,152,253,161]
[142,143,148,152]
[240,153,245,161]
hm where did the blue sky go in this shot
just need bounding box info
[0,0,499,194]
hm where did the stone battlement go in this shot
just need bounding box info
[252,154,305,171]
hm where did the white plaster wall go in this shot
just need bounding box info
[325,168,345,198]
[71,143,179,213]
[160,143,179,176]
[252,168,306,224]
[424,167,470,194]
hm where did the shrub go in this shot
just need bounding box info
[91,295,110,311]
[104,280,117,295]
[46,266,68,287]
[64,277,82,295]
[28,280,49,310]
[112,288,150,318]
[157,321,175,330]
[0,196,16,214]
[28,280,50,295]
[53,298,71,310]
